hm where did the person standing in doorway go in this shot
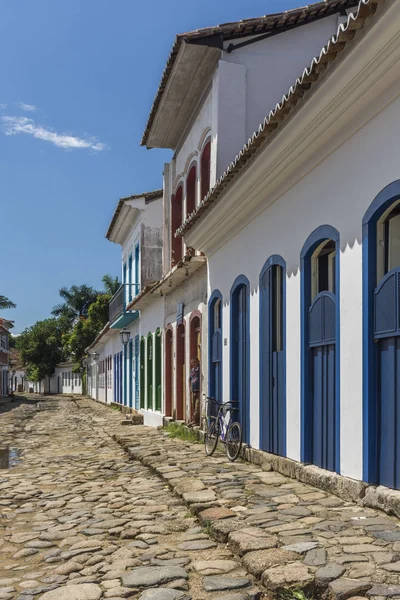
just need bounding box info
[189,357,200,426]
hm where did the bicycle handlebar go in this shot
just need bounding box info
[205,396,239,407]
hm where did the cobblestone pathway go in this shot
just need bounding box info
[0,397,259,600]
[2,397,400,600]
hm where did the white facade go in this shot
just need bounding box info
[88,191,164,424]
[183,0,400,484]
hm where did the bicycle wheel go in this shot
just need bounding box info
[226,421,242,462]
[205,417,219,456]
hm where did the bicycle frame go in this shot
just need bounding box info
[205,396,238,443]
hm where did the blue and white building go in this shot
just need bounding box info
[175,0,400,489]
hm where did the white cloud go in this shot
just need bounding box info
[2,116,106,151]
[0,104,7,110]
[18,102,36,112]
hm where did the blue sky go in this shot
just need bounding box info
[1,0,303,333]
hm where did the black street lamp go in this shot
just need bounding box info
[120,328,131,346]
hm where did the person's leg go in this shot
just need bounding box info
[193,392,200,426]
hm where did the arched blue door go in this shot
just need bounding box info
[231,277,250,443]
[301,226,340,473]
[308,291,336,471]
[363,182,400,487]
[209,291,222,416]
[260,256,286,455]
[374,269,400,488]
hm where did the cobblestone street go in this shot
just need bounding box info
[3,397,400,600]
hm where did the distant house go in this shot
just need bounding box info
[8,348,25,393]
[0,318,13,398]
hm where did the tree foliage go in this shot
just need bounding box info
[17,318,68,381]
[51,285,98,324]
[102,274,120,296]
[0,295,16,310]
[62,294,111,364]
[19,275,118,380]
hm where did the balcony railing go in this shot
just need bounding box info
[109,283,140,326]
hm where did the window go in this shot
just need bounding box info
[214,298,221,330]
[270,265,283,353]
[186,165,196,215]
[128,254,133,300]
[134,244,140,295]
[171,186,183,266]
[200,140,211,201]
[311,240,336,299]
[123,262,127,305]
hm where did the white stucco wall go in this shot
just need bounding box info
[222,14,341,141]
[206,90,400,481]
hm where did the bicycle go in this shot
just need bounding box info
[204,396,242,461]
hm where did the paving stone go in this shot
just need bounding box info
[329,578,372,599]
[177,539,217,551]
[174,478,205,495]
[261,562,313,591]
[192,560,239,575]
[39,584,103,600]
[182,490,216,503]
[228,527,277,555]
[242,548,300,577]
[373,531,400,543]
[202,576,251,591]
[367,585,400,596]
[198,507,236,521]
[304,547,326,566]
[122,567,188,588]
[282,541,320,554]
[348,563,376,578]
[315,563,346,582]
[139,590,189,600]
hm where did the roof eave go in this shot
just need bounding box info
[144,42,221,149]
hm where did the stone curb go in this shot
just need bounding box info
[161,421,400,520]
[110,431,326,600]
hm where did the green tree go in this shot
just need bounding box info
[52,285,98,324]
[0,295,16,309]
[17,318,67,381]
[102,274,120,296]
[62,294,111,364]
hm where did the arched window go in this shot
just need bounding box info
[186,165,196,216]
[171,185,183,267]
[200,140,211,201]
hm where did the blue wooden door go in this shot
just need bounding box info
[210,328,222,417]
[232,284,248,441]
[374,268,400,488]
[128,340,133,408]
[308,292,336,471]
[134,335,140,410]
[260,265,285,455]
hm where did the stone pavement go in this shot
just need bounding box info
[107,411,400,600]
[0,396,259,600]
[2,397,400,600]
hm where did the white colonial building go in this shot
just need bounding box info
[176,0,400,490]
[128,0,357,427]
[87,189,165,426]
